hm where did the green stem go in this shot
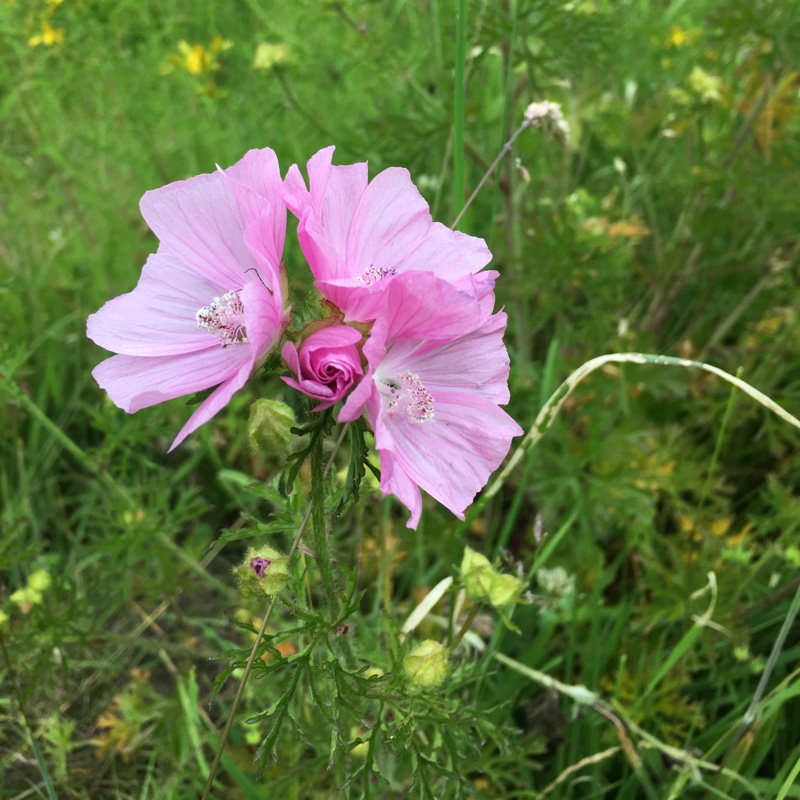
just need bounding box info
[452,0,467,225]
[200,424,348,799]
[311,428,340,619]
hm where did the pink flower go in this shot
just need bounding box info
[339,273,522,529]
[87,148,290,451]
[282,146,498,323]
[282,324,364,411]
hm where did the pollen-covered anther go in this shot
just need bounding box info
[356,264,397,285]
[386,372,435,423]
[196,290,248,346]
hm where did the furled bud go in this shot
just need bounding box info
[403,640,449,688]
[282,324,364,411]
[233,545,291,598]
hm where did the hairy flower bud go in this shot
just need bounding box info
[403,640,449,688]
[462,546,524,609]
[461,547,495,602]
[248,398,297,460]
[234,545,291,598]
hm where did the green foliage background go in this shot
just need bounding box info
[1,0,799,797]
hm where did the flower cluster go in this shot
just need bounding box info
[88,146,522,528]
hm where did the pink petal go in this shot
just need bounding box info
[168,363,251,451]
[345,167,431,277]
[382,310,513,404]
[240,278,285,362]
[376,440,423,529]
[224,149,286,277]
[377,394,521,528]
[346,169,491,283]
[378,272,481,341]
[285,147,369,287]
[284,147,368,252]
[92,345,250,414]
[243,215,284,291]
[87,252,221,356]
[338,328,387,422]
[140,164,260,290]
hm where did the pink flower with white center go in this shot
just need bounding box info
[282,324,364,411]
[282,146,498,323]
[87,148,291,451]
[339,273,523,529]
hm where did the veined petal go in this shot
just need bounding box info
[92,345,250,414]
[243,214,284,289]
[379,272,481,341]
[383,310,513,404]
[222,148,283,222]
[169,362,252,451]
[87,252,222,356]
[375,434,423,529]
[240,278,285,362]
[346,167,431,276]
[377,394,522,528]
[140,164,259,289]
[286,148,368,287]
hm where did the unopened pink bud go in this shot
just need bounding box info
[282,325,363,410]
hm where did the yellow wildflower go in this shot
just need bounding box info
[667,26,700,49]
[161,36,233,78]
[669,26,687,47]
[29,22,65,47]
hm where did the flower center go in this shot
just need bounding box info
[383,372,435,423]
[356,265,397,285]
[196,290,248,347]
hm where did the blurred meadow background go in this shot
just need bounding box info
[2,0,800,797]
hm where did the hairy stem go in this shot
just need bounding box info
[201,424,348,799]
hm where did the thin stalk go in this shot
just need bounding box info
[728,583,800,750]
[451,119,529,230]
[449,604,480,651]
[201,425,348,799]
[698,369,740,508]
[453,0,467,224]
[0,633,59,800]
[310,427,341,618]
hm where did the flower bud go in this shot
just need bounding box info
[282,324,363,410]
[28,569,51,593]
[403,640,449,688]
[488,573,524,608]
[461,546,495,602]
[233,545,291,598]
[248,398,297,460]
[462,547,524,609]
